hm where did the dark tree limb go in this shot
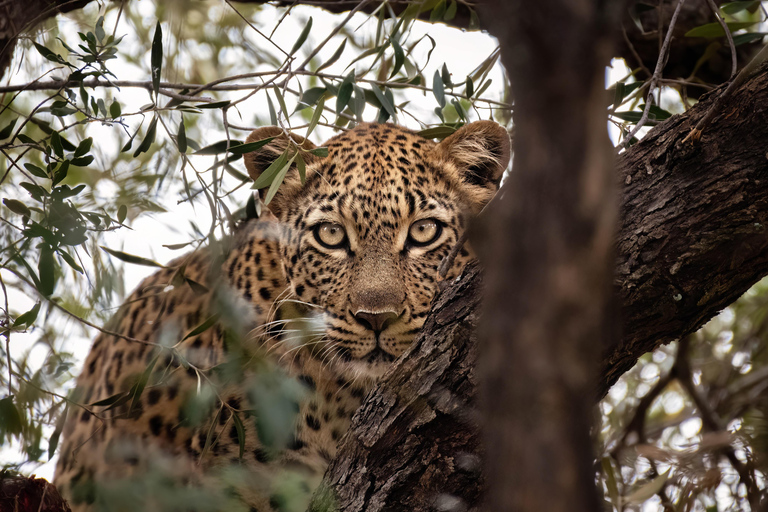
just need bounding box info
[312,60,768,511]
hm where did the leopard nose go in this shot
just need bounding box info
[353,310,400,333]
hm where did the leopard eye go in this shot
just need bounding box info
[314,222,347,249]
[408,218,442,247]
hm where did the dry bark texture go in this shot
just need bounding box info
[607,61,768,395]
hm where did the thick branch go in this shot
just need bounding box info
[313,60,768,511]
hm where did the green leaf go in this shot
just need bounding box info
[272,86,289,119]
[352,85,366,120]
[0,397,23,436]
[624,470,669,504]
[133,116,158,157]
[297,87,327,110]
[196,100,231,109]
[336,72,354,114]
[442,63,452,87]
[0,118,17,140]
[194,140,244,155]
[418,126,457,139]
[100,246,165,267]
[48,406,68,460]
[469,9,480,30]
[50,131,64,158]
[306,96,325,138]
[266,93,278,125]
[52,160,70,186]
[181,314,220,341]
[685,21,757,38]
[252,149,290,190]
[372,85,396,118]
[721,1,761,15]
[59,250,83,273]
[227,136,276,155]
[38,244,56,296]
[307,147,329,157]
[177,119,187,153]
[74,137,93,158]
[91,391,130,407]
[433,70,446,108]
[110,100,121,118]
[466,76,474,98]
[430,0,447,22]
[117,204,128,224]
[20,182,48,202]
[295,153,306,185]
[390,38,405,78]
[733,32,767,46]
[13,302,41,327]
[70,155,94,167]
[444,0,458,20]
[151,22,163,98]
[33,42,64,64]
[264,154,297,205]
[95,16,106,42]
[317,38,347,72]
[3,198,31,217]
[290,16,313,55]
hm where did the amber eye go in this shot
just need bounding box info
[314,223,347,249]
[408,219,442,247]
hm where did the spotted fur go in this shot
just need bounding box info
[53,122,510,511]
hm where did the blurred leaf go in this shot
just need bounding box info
[372,85,396,118]
[3,198,31,217]
[232,412,246,459]
[59,250,84,273]
[685,21,757,38]
[733,32,767,46]
[38,244,56,296]
[151,22,163,98]
[290,16,313,55]
[430,0,447,21]
[100,246,165,267]
[433,70,446,108]
[266,93,278,125]
[48,405,68,460]
[181,314,220,342]
[0,397,23,437]
[297,87,327,110]
[317,38,347,72]
[117,204,128,224]
[0,118,17,140]
[306,96,325,138]
[133,116,158,157]
[13,302,41,327]
[444,0,458,20]
[418,126,457,139]
[196,100,231,109]
[307,147,329,157]
[109,100,121,118]
[227,136,276,155]
[296,153,306,184]
[264,153,297,204]
[720,1,761,15]
[73,137,92,158]
[624,470,669,504]
[50,131,64,158]
[336,72,354,114]
[390,38,405,78]
[177,119,187,153]
[130,354,159,414]
[252,149,290,190]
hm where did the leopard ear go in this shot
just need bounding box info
[436,120,511,207]
[243,127,318,216]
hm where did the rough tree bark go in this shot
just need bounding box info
[310,61,768,511]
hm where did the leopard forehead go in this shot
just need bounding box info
[285,123,461,233]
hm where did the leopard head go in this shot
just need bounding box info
[244,122,510,377]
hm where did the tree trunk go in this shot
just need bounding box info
[311,61,768,511]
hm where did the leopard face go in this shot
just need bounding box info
[245,122,510,378]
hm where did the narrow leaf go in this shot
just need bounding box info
[227,136,276,155]
[151,22,163,98]
[296,153,306,185]
[133,116,158,157]
[100,246,165,267]
[3,198,31,217]
[38,244,56,296]
[317,38,347,72]
[433,70,446,108]
[685,21,757,38]
[306,96,325,138]
[13,302,41,327]
[182,314,220,341]
[266,93,278,125]
[50,131,64,158]
[372,85,396,118]
[177,119,187,153]
[290,17,313,55]
[232,412,246,459]
[252,149,290,190]
[264,154,297,205]
[390,38,405,78]
[59,250,83,273]
[0,118,17,140]
[117,204,128,224]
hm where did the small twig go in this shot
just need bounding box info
[621,24,653,78]
[683,43,768,143]
[703,0,737,79]
[619,0,689,150]
[0,272,11,395]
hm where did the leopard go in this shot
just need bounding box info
[52,121,510,512]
